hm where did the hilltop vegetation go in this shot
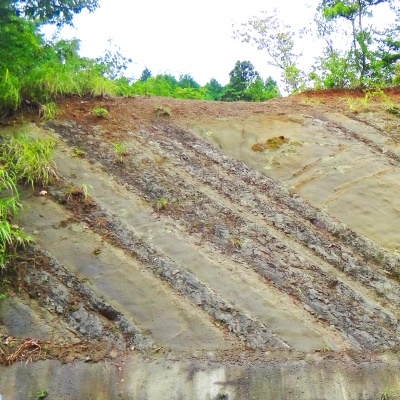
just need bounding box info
[1,0,400,119]
[235,0,400,93]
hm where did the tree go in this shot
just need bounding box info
[1,0,99,25]
[233,10,306,93]
[95,40,132,80]
[221,60,259,101]
[178,73,200,89]
[204,78,224,100]
[139,67,152,82]
[221,61,280,102]
[315,0,400,86]
[246,76,281,102]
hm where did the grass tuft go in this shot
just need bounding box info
[0,134,58,187]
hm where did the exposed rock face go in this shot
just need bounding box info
[1,90,400,398]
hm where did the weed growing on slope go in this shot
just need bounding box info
[64,183,92,203]
[72,148,86,158]
[0,134,58,187]
[155,197,169,212]
[40,102,59,120]
[92,107,109,118]
[229,236,244,249]
[0,133,60,267]
[35,389,48,399]
[380,387,400,400]
[113,142,128,163]
[156,106,172,117]
[0,169,33,268]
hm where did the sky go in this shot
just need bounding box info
[42,0,324,87]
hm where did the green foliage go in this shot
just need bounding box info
[346,89,387,113]
[0,219,33,267]
[92,107,109,117]
[72,148,86,157]
[130,73,212,100]
[204,78,224,100]
[41,102,59,120]
[380,386,400,400]
[139,67,152,82]
[233,10,305,93]
[246,77,281,102]
[222,61,280,102]
[132,75,175,97]
[0,169,21,220]
[178,74,200,89]
[315,0,400,88]
[155,197,169,212]
[113,142,128,163]
[95,41,132,80]
[0,18,121,116]
[0,159,35,268]
[0,69,21,116]
[4,0,99,26]
[387,104,400,116]
[0,134,58,187]
[35,389,48,399]
[311,51,358,89]
[64,183,91,202]
[322,1,358,20]
[222,60,259,101]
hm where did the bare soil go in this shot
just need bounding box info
[1,88,400,384]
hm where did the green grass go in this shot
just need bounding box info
[0,219,33,267]
[113,142,128,163]
[41,102,59,120]
[0,169,33,267]
[64,183,92,203]
[155,197,169,211]
[92,107,109,118]
[0,69,21,115]
[0,134,58,187]
[0,133,59,268]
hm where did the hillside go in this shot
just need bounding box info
[1,89,400,399]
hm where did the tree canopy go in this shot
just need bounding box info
[0,0,99,25]
[235,1,400,90]
[221,60,280,101]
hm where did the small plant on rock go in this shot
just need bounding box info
[380,386,400,400]
[113,142,128,163]
[92,107,109,118]
[155,197,169,212]
[64,183,92,203]
[36,389,48,399]
[72,148,86,158]
[387,104,400,116]
[229,236,244,249]
[156,106,172,117]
